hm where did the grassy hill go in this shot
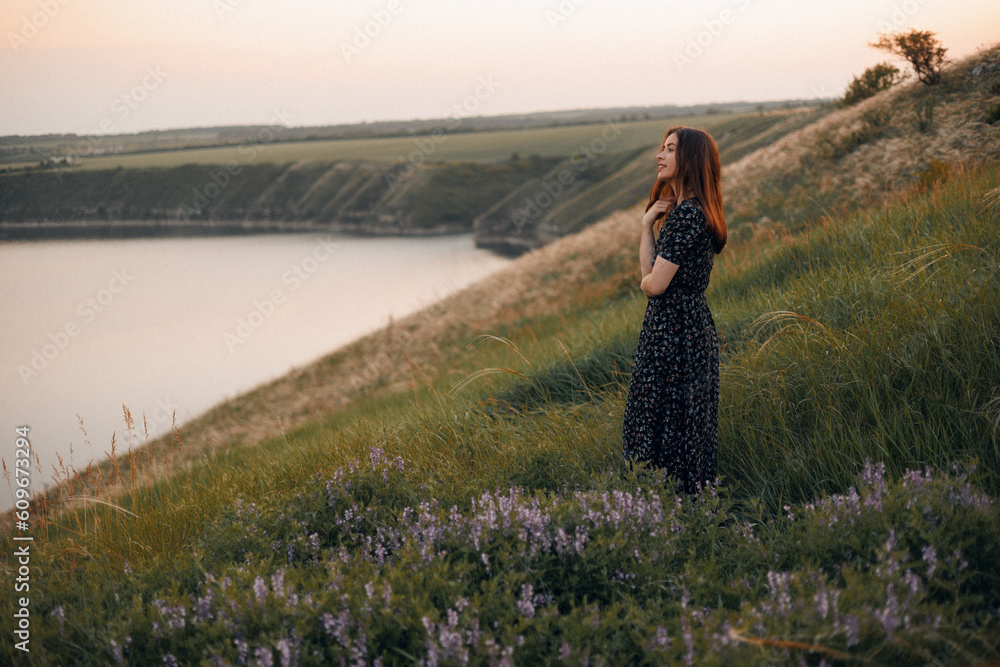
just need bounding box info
[3,46,1000,665]
[723,44,1000,236]
[473,109,825,254]
[5,141,999,667]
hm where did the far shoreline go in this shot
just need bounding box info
[0,220,535,257]
[0,219,475,242]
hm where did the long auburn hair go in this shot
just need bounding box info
[645,126,727,254]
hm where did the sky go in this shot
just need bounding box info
[0,0,996,137]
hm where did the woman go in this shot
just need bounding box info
[622,126,727,493]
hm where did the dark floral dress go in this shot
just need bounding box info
[622,198,720,493]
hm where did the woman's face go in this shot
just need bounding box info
[655,132,679,182]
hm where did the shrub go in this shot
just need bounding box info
[841,62,906,107]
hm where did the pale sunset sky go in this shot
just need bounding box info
[0,0,996,136]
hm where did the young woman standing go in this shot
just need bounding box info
[622,126,727,493]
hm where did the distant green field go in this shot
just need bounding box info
[69,114,746,170]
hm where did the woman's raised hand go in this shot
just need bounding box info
[642,197,675,228]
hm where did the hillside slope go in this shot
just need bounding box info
[0,157,561,239]
[11,148,1000,667]
[723,44,1000,236]
[472,109,826,254]
[7,47,1000,664]
[34,43,1000,503]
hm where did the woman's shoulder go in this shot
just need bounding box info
[675,197,703,213]
[671,197,705,224]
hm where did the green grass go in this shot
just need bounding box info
[3,165,999,664]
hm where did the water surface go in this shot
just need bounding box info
[0,233,509,510]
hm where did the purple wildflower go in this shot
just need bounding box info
[235,638,249,665]
[573,524,589,555]
[844,614,860,647]
[254,576,268,604]
[877,584,900,635]
[922,545,937,578]
[861,459,887,509]
[877,530,900,578]
[152,598,186,633]
[277,637,297,667]
[766,571,792,616]
[950,481,991,511]
[51,606,65,637]
[322,611,352,649]
[107,639,124,665]
[194,589,215,624]
[736,521,759,543]
[783,504,795,522]
[271,568,285,598]
[254,646,274,667]
[681,590,694,666]
[814,587,828,619]
[516,584,536,618]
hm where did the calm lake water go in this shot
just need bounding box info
[0,233,510,511]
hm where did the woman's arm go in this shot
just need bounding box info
[639,220,656,278]
[641,257,680,297]
[643,198,702,297]
[639,198,673,278]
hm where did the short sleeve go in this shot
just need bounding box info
[656,199,706,266]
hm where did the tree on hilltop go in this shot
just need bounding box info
[870,29,947,85]
[840,62,906,107]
